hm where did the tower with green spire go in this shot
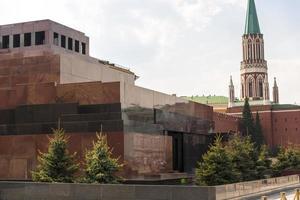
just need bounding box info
[244,0,261,34]
[240,0,270,104]
[229,0,279,108]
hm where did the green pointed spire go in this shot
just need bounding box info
[244,0,261,34]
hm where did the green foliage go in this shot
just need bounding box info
[242,98,255,136]
[270,145,281,157]
[196,133,276,185]
[272,146,300,177]
[256,145,272,179]
[254,112,265,147]
[180,178,188,185]
[196,135,238,186]
[241,98,265,148]
[226,134,258,181]
[32,129,79,183]
[83,133,122,184]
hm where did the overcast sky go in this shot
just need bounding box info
[1,0,299,104]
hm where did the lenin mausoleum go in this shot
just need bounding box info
[0,19,234,181]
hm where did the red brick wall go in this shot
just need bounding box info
[272,111,300,147]
[258,111,273,147]
[227,106,300,147]
[227,106,274,146]
[213,112,240,133]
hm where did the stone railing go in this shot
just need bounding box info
[0,175,299,200]
[0,182,215,200]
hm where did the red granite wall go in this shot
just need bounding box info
[0,51,121,109]
[0,53,60,89]
[0,132,124,180]
[0,81,121,109]
[165,102,213,121]
[56,82,120,105]
[124,133,173,175]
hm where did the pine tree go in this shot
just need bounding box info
[254,112,265,148]
[241,97,265,147]
[32,129,79,183]
[242,98,255,137]
[84,133,122,184]
[272,146,300,177]
[256,145,272,179]
[196,135,238,186]
[226,134,258,182]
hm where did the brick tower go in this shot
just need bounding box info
[240,0,270,104]
[229,0,280,107]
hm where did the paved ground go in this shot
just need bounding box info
[257,189,296,200]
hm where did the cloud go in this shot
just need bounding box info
[0,0,298,104]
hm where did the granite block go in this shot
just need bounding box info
[78,103,121,114]
[135,185,172,200]
[0,109,15,124]
[101,185,135,200]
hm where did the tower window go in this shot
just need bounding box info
[13,34,20,48]
[2,35,9,49]
[24,33,31,47]
[249,80,253,97]
[75,40,79,52]
[53,32,59,46]
[82,42,86,55]
[61,35,66,48]
[241,84,244,98]
[35,31,45,45]
[259,79,263,98]
[68,37,73,50]
[258,45,261,60]
[248,45,251,60]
